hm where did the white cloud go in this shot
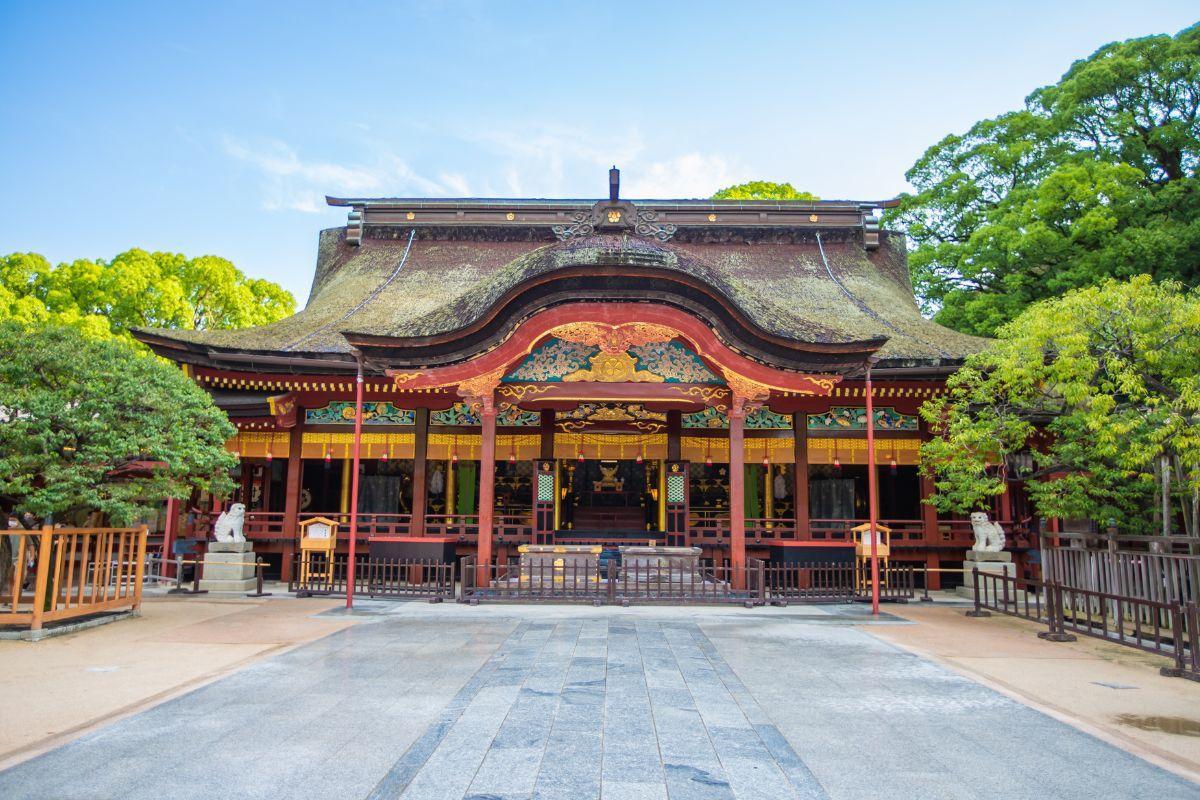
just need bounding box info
[221,137,463,213]
[622,153,746,199]
[466,125,644,196]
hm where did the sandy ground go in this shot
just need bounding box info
[0,590,350,767]
[870,602,1200,781]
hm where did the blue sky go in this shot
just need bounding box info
[1,1,1196,303]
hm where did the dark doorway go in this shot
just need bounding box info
[564,459,652,532]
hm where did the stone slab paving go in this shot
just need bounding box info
[0,605,1196,800]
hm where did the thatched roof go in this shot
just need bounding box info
[137,220,985,374]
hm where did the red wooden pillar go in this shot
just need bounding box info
[729,399,746,588]
[411,407,430,535]
[346,363,365,608]
[791,412,810,537]
[477,399,498,568]
[280,414,304,583]
[865,365,881,615]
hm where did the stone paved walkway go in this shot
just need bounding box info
[0,605,1196,800]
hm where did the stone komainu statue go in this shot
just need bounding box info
[969,511,1005,552]
[212,503,246,543]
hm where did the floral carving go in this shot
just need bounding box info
[628,341,721,383]
[503,338,597,382]
[305,401,415,426]
[807,406,919,431]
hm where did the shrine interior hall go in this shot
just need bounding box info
[135,170,1035,588]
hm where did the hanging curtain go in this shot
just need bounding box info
[744,464,762,521]
[358,475,401,514]
[456,462,478,515]
[809,479,856,519]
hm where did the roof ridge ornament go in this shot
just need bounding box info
[551,200,677,243]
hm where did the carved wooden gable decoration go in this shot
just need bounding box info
[502,333,721,385]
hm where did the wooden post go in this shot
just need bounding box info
[792,413,810,536]
[865,365,881,615]
[925,551,941,591]
[339,457,351,513]
[658,460,667,532]
[447,458,457,519]
[162,496,179,579]
[729,400,746,588]
[764,465,774,522]
[346,361,365,608]
[411,407,430,535]
[30,527,53,632]
[133,525,148,611]
[667,410,682,461]
[478,400,498,567]
[540,410,555,459]
[281,415,304,583]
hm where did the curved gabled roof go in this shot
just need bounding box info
[135,226,986,374]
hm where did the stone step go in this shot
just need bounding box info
[198,578,258,592]
[202,563,256,580]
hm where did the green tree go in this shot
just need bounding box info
[0,249,295,343]
[919,277,1200,535]
[713,181,819,201]
[0,322,237,526]
[889,22,1200,335]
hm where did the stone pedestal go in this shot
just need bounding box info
[956,550,1016,603]
[199,541,258,592]
[618,545,704,587]
[514,544,602,586]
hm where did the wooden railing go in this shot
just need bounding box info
[3,526,148,633]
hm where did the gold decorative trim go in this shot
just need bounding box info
[457,368,506,405]
[562,351,664,383]
[669,385,730,408]
[497,383,555,403]
[721,367,772,403]
[548,322,678,354]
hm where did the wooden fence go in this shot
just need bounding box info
[2,526,148,632]
[968,538,1200,681]
[288,554,456,601]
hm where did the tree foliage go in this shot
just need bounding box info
[919,277,1200,533]
[0,249,295,344]
[888,23,1200,335]
[0,323,237,524]
[712,181,819,201]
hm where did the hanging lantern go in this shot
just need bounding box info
[636,452,643,464]
[323,445,332,468]
[451,451,459,463]
[889,443,898,476]
[265,449,272,462]
[577,448,585,462]
[832,440,842,477]
[762,454,770,467]
[508,450,516,463]
[381,446,389,462]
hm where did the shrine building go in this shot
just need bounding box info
[136,171,1023,588]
